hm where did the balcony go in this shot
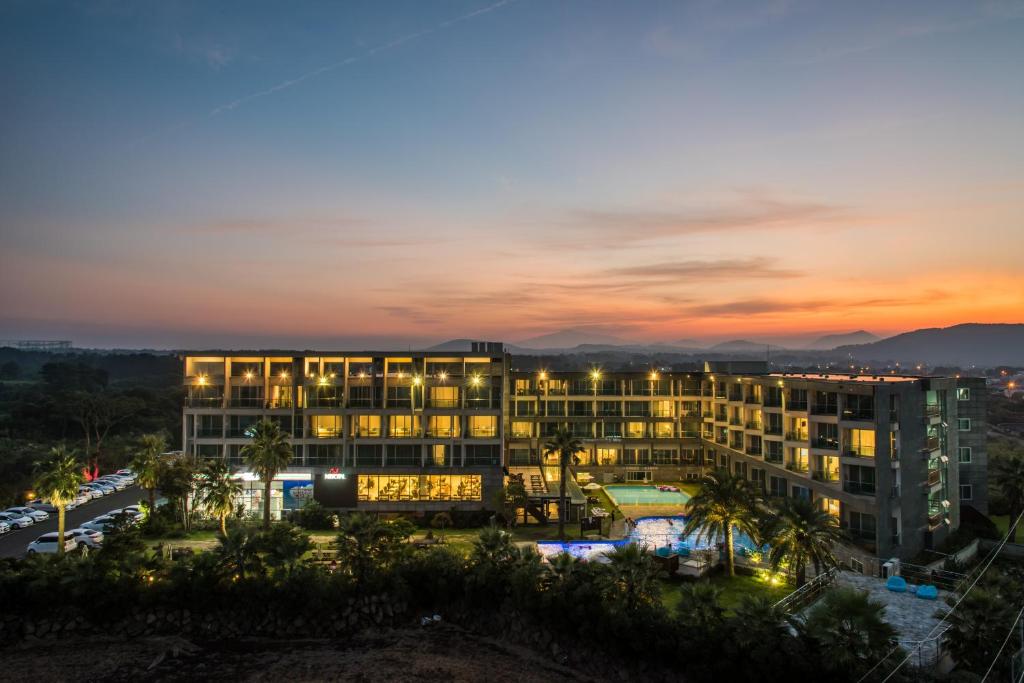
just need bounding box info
[730,440,744,451]
[811,404,838,416]
[813,437,839,450]
[728,392,744,402]
[763,397,783,408]
[925,404,941,417]
[598,409,622,417]
[785,462,809,474]
[195,428,223,438]
[890,485,901,498]
[787,401,808,412]
[427,399,460,409]
[744,395,762,405]
[745,445,763,456]
[681,410,701,418]
[843,446,875,459]
[715,413,729,422]
[785,431,808,441]
[228,397,264,408]
[745,421,763,430]
[811,470,840,483]
[729,417,743,426]
[927,468,942,486]
[469,428,498,439]
[842,409,874,422]
[844,526,877,544]
[843,481,876,496]
[922,436,940,452]
[353,428,382,438]
[765,452,784,465]
[186,396,225,408]
[764,425,783,436]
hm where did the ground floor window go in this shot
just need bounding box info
[357,474,482,502]
[959,484,972,501]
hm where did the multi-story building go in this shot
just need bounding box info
[182,347,986,561]
[182,344,506,519]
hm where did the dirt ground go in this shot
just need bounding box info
[1,624,609,682]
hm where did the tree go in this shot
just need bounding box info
[0,360,20,380]
[196,459,242,536]
[603,542,661,611]
[992,452,1024,543]
[255,523,312,576]
[493,481,527,529]
[33,445,84,557]
[131,433,166,518]
[801,587,898,677]
[765,497,842,587]
[543,429,584,540]
[430,511,453,541]
[336,512,414,585]
[215,526,262,579]
[158,453,198,531]
[675,581,726,631]
[240,420,292,530]
[66,391,143,469]
[683,468,761,577]
[941,570,1020,676]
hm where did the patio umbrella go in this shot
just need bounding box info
[582,482,602,491]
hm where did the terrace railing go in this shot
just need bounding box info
[773,568,837,615]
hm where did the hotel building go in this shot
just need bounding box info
[182,348,985,561]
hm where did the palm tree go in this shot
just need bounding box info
[240,419,292,530]
[197,459,242,536]
[215,525,262,579]
[34,445,83,558]
[766,497,842,587]
[801,587,898,675]
[992,453,1024,543]
[604,542,661,611]
[683,468,761,577]
[131,433,165,518]
[543,428,584,540]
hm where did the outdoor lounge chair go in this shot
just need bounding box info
[917,584,939,600]
[886,575,908,592]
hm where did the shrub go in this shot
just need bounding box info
[294,500,336,530]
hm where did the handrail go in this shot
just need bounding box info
[773,567,838,614]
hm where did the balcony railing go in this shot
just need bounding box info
[843,481,876,496]
[844,527,877,543]
[811,470,840,483]
[843,446,875,458]
[785,462,810,474]
[925,404,941,416]
[746,445,763,456]
[765,452,784,464]
[842,409,874,421]
[922,437,940,452]
[927,468,942,486]
[745,421,763,430]
[764,425,783,435]
[186,396,225,408]
[763,397,783,408]
[787,401,808,411]
[427,399,460,409]
[813,437,839,450]
[228,398,264,408]
[729,417,743,426]
[785,431,808,441]
[744,396,762,404]
[811,404,838,415]
[195,429,223,438]
[469,428,498,438]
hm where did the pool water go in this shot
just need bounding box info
[604,485,691,506]
[536,515,763,563]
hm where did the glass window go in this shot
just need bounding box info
[309,415,342,438]
[625,422,645,438]
[468,415,497,437]
[654,422,674,438]
[958,447,972,463]
[355,415,381,437]
[956,388,970,401]
[957,418,971,432]
[959,484,972,501]
[511,422,533,438]
[427,415,459,438]
[389,415,419,438]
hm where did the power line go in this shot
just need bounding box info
[872,508,1024,682]
[980,603,1024,682]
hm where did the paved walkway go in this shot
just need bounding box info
[835,571,948,644]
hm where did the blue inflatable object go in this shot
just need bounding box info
[656,546,671,557]
[917,584,939,600]
[886,576,908,592]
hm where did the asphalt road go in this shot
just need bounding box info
[0,485,145,558]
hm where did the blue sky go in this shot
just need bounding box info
[1,0,1022,348]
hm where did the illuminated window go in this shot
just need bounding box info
[846,429,876,457]
[427,415,459,438]
[309,415,342,438]
[653,400,673,417]
[511,422,532,438]
[468,415,497,438]
[626,422,645,438]
[355,415,381,437]
[389,415,418,438]
[358,474,482,502]
[654,422,674,438]
[596,448,618,465]
[429,386,459,408]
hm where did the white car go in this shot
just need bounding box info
[0,512,34,529]
[68,528,103,549]
[79,486,103,500]
[116,469,136,481]
[74,493,91,506]
[106,507,143,522]
[29,499,77,513]
[26,532,79,555]
[0,521,10,535]
[6,506,49,522]
[94,478,127,491]
[80,516,120,533]
[84,482,115,495]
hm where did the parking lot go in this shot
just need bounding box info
[0,485,143,558]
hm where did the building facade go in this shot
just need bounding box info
[182,349,986,560]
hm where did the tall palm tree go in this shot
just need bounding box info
[34,445,84,558]
[683,468,761,577]
[801,587,897,676]
[131,433,166,517]
[543,428,584,540]
[766,496,842,587]
[240,419,292,530]
[197,459,242,536]
[992,453,1024,543]
[604,542,661,611]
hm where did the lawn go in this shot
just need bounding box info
[659,572,792,614]
[991,515,1011,536]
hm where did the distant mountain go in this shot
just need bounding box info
[806,330,879,350]
[708,339,769,353]
[515,328,635,350]
[836,323,1024,366]
[669,338,701,348]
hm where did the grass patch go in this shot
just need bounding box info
[659,572,791,615]
[991,515,1010,536]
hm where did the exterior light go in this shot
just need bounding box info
[412,376,422,386]
[358,371,366,379]
[318,376,329,386]
[438,371,448,382]
[330,372,336,378]
[279,371,289,380]
[649,371,659,380]
[470,374,482,387]
[197,375,207,386]
[590,369,601,381]
[538,371,548,381]
[244,371,254,381]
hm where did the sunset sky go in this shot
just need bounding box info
[1,0,1022,349]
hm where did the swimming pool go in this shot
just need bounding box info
[536,515,762,563]
[604,485,691,506]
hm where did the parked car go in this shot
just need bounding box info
[67,528,103,549]
[106,508,143,522]
[74,493,91,506]
[0,521,10,535]
[116,469,136,480]
[79,486,103,499]
[26,532,79,555]
[80,516,117,533]
[0,511,36,529]
[84,482,116,495]
[6,506,49,522]
[94,477,128,491]
[29,499,77,513]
